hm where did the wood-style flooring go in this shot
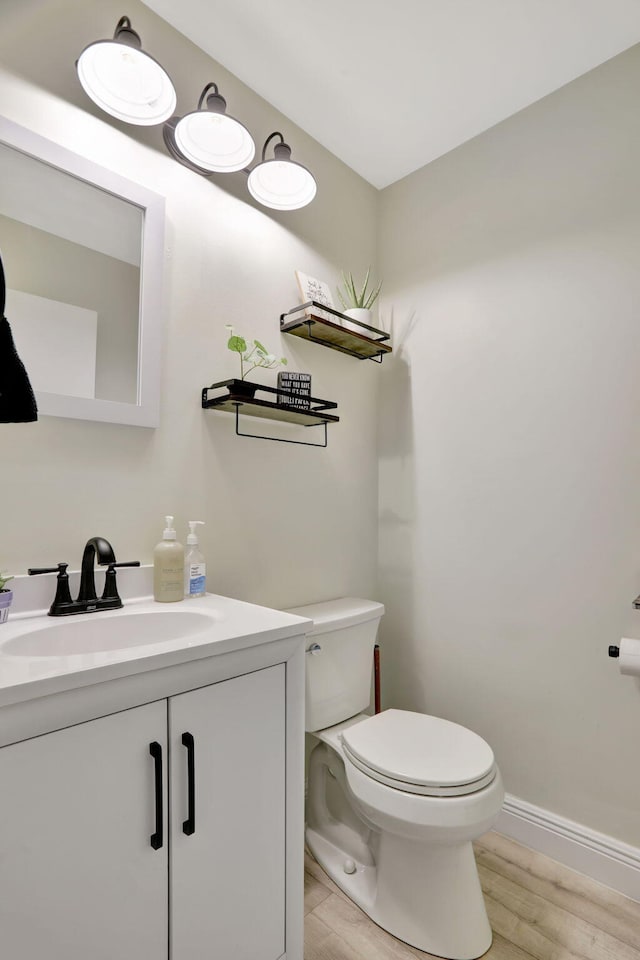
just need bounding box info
[304,831,640,960]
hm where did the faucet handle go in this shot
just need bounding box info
[28,562,68,576]
[101,560,141,603]
[28,562,74,615]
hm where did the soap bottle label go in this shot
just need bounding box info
[188,562,206,595]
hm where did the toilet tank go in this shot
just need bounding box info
[284,597,384,732]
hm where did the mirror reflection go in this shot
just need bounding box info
[0,140,142,405]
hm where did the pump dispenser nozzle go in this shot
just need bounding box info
[163,515,177,540]
[187,520,205,545]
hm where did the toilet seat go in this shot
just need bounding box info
[340,709,497,798]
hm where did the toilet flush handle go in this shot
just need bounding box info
[307,643,322,656]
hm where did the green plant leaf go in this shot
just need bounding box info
[227,335,247,353]
[254,339,269,353]
[346,271,358,306]
[364,280,382,310]
[0,572,13,590]
[281,357,288,365]
[337,269,382,309]
[339,272,349,305]
[358,266,371,308]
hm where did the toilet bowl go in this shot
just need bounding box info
[285,598,504,960]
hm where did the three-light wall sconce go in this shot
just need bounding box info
[76,16,317,210]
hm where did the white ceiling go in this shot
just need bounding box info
[142,0,640,188]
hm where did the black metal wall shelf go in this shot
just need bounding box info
[201,379,339,447]
[280,301,392,362]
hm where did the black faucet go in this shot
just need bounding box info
[29,537,140,617]
[77,537,116,606]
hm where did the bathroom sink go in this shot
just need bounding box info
[2,609,217,657]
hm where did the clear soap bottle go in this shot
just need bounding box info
[153,515,184,603]
[185,520,206,598]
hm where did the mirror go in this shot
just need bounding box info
[0,116,164,427]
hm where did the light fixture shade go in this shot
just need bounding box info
[169,83,255,173]
[76,17,176,126]
[247,133,316,210]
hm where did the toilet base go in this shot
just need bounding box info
[307,827,378,914]
[306,826,492,960]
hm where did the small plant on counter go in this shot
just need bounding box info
[336,267,382,312]
[0,571,13,592]
[0,571,14,624]
[225,325,288,380]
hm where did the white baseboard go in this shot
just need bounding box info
[495,794,640,903]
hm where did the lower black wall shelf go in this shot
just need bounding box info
[201,379,339,448]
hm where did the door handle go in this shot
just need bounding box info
[149,741,163,850]
[182,732,196,836]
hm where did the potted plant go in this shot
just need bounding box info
[336,267,382,334]
[0,571,14,624]
[225,326,287,397]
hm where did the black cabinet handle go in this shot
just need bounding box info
[182,732,196,836]
[149,741,163,850]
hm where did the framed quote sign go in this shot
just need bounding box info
[278,370,312,410]
[295,270,334,318]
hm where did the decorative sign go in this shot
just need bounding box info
[295,270,334,318]
[278,371,312,410]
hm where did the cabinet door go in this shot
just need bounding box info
[0,701,168,960]
[170,665,286,960]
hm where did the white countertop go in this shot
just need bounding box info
[0,593,311,709]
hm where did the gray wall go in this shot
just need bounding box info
[378,45,640,846]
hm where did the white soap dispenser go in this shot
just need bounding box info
[185,520,206,598]
[153,515,184,603]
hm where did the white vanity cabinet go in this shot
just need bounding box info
[0,699,168,960]
[0,663,293,960]
[170,664,286,960]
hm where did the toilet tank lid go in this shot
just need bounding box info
[283,597,384,636]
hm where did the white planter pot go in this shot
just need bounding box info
[342,307,373,334]
[0,588,13,624]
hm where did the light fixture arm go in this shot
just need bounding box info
[261,131,290,161]
[113,16,142,48]
[196,81,227,115]
[197,82,219,109]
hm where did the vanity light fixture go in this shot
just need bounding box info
[76,20,316,210]
[247,132,317,211]
[76,16,177,126]
[163,82,256,173]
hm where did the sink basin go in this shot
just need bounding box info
[2,609,217,657]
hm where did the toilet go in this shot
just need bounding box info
[286,597,504,960]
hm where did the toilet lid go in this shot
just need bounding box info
[341,710,496,796]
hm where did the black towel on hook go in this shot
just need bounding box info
[0,251,38,423]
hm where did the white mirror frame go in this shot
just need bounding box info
[0,115,165,428]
